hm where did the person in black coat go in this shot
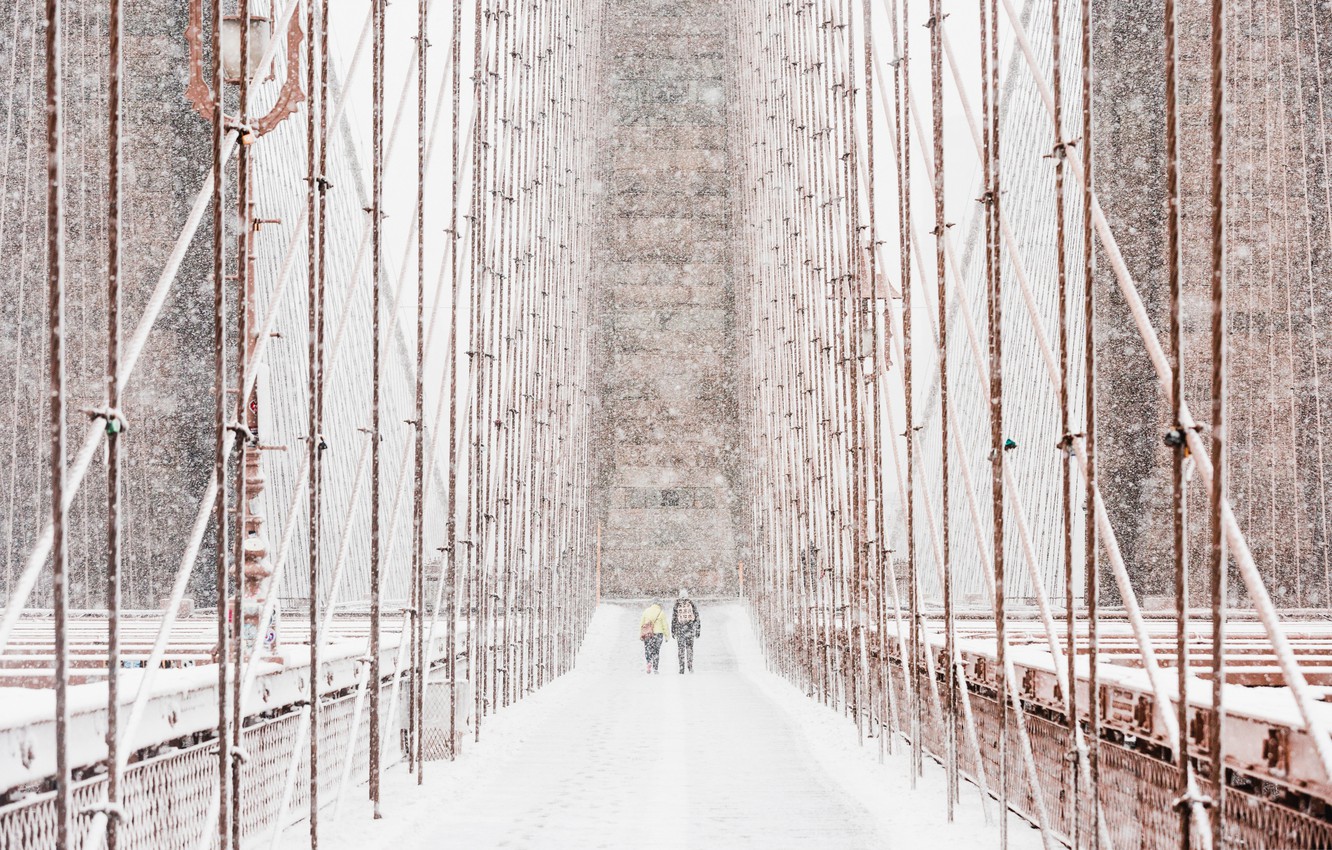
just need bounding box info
[671,589,702,674]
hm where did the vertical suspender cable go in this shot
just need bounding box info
[475,0,494,721]
[468,0,485,744]
[369,0,386,818]
[818,0,836,710]
[529,0,548,694]
[491,0,507,717]
[493,0,519,709]
[861,0,883,749]
[804,3,824,704]
[834,0,861,728]
[209,0,233,843]
[832,0,849,712]
[820,30,835,701]
[1049,5,1081,842]
[445,0,463,758]
[926,0,955,817]
[479,0,504,722]
[45,0,68,843]
[105,0,124,844]
[232,9,253,846]
[799,1,827,706]
[320,0,333,825]
[846,0,870,738]
[413,0,430,786]
[1163,0,1193,843]
[895,0,921,785]
[487,0,506,708]
[980,0,1007,842]
[797,0,817,705]
[306,0,326,840]
[513,0,534,704]
[829,0,854,725]
[992,0,1011,837]
[1078,0,1102,840]
[1207,0,1228,843]
[414,19,475,753]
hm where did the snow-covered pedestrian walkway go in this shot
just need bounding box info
[287,602,1042,850]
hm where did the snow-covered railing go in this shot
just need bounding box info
[0,676,412,850]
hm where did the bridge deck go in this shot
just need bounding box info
[291,602,1035,850]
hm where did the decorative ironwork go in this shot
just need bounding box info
[185,1,305,138]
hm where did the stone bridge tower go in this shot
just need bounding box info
[590,0,746,598]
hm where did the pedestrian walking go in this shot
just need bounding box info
[639,601,670,674]
[672,589,701,674]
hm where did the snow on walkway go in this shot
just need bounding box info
[285,602,1042,849]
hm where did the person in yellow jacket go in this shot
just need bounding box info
[639,602,670,674]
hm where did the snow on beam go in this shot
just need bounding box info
[0,633,417,795]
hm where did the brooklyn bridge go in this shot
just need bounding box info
[2,0,1331,847]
